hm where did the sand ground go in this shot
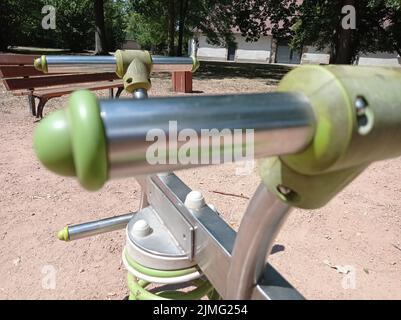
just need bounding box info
[0,63,400,299]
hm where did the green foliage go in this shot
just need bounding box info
[125,0,295,52]
[231,0,298,41]
[127,0,268,54]
[0,0,127,52]
[104,0,129,51]
[44,0,94,51]
[266,0,401,61]
[0,0,42,50]
[125,12,168,53]
[187,0,236,47]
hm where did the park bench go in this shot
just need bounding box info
[0,54,124,118]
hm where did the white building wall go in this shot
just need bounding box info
[196,34,272,63]
[304,45,331,54]
[305,46,400,66]
[196,33,400,66]
[235,34,272,63]
[197,35,227,61]
[357,51,400,66]
[360,52,399,59]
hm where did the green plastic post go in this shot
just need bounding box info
[191,55,200,72]
[33,90,108,191]
[114,49,152,93]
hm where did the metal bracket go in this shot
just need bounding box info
[147,174,195,260]
[137,173,304,300]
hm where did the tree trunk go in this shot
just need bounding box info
[94,0,108,55]
[167,0,176,56]
[333,0,356,64]
[177,0,189,56]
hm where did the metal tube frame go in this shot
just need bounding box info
[99,92,315,179]
[64,172,304,299]
[129,87,302,299]
[139,173,304,300]
[226,184,295,299]
[66,213,134,241]
[57,84,306,299]
[42,55,195,74]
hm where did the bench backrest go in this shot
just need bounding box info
[0,54,119,91]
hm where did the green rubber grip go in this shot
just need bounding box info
[33,90,108,191]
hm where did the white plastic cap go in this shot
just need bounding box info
[184,191,205,210]
[132,219,151,237]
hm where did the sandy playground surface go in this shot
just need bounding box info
[0,62,400,299]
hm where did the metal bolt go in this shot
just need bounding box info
[133,88,148,100]
[277,185,293,196]
[132,219,151,237]
[184,190,205,210]
[355,96,368,115]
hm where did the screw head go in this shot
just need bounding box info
[277,185,293,196]
[355,96,368,115]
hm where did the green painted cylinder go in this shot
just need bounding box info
[280,65,401,174]
[33,90,108,191]
[261,65,401,209]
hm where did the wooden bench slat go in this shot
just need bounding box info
[0,66,65,78]
[0,54,39,65]
[0,54,126,118]
[29,80,123,98]
[0,65,117,79]
[3,72,120,91]
[13,80,124,97]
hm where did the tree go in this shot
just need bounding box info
[264,0,401,64]
[129,0,400,62]
[130,0,237,55]
[104,0,129,51]
[177,0,189,56]
[125,12,167,53]
[167,0,176,55]
[0,0,44,50]
[94,0,108,54]
[128,0,301,56]
[0,0,127,53]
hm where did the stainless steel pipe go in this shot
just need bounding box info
[43,55,116,73]
[37,55,195,74]
[226,184,293,299]
[99,92,316,178]
[58,213,134,241]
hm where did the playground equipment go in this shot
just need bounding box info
[34,49,198,95]
[33,51,401,299]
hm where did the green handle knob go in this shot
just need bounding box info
[33,90,108,191]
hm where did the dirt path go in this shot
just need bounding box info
[0,66,400,299]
